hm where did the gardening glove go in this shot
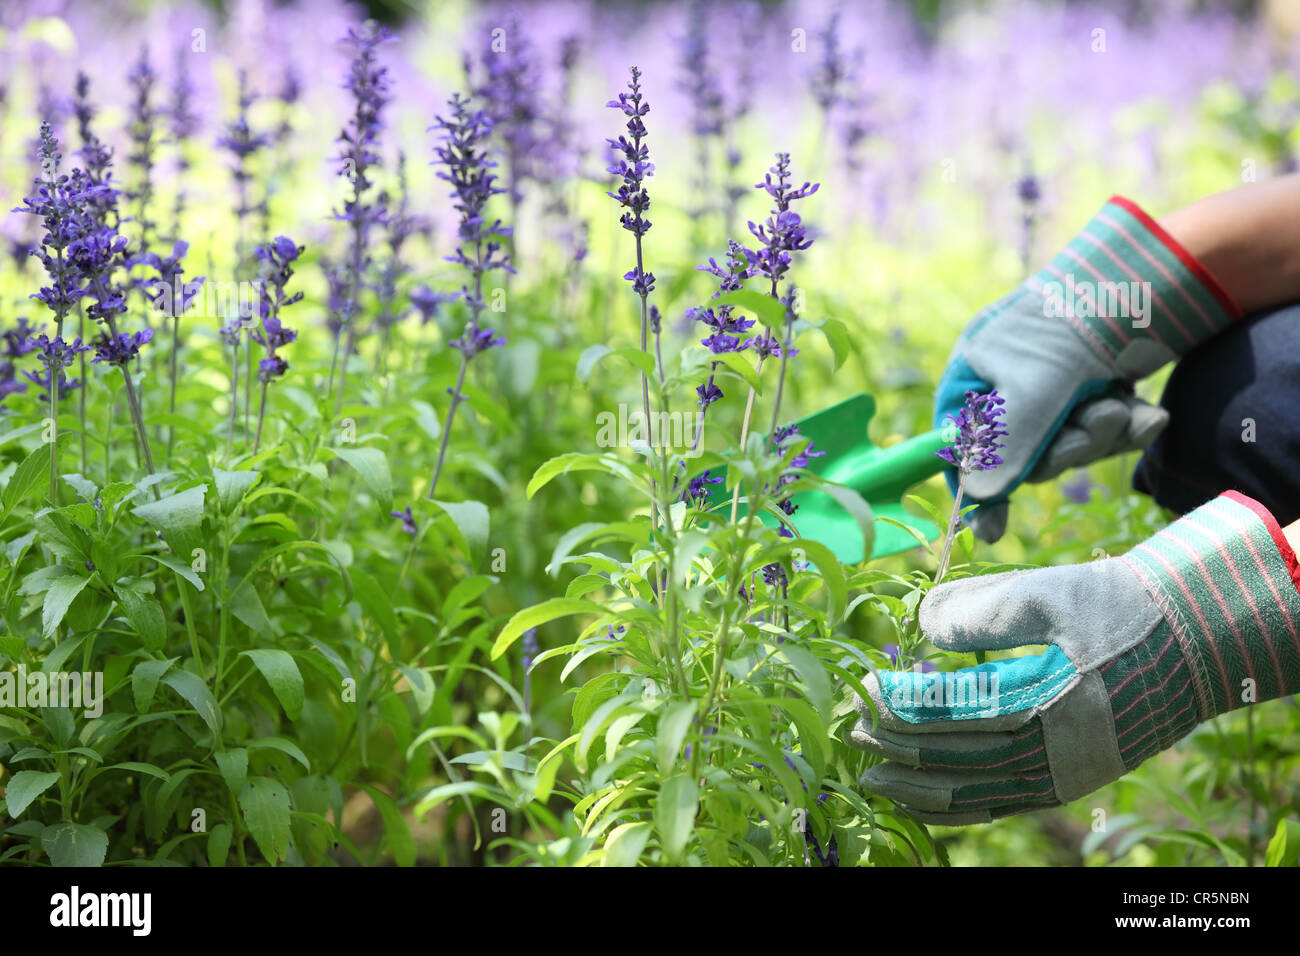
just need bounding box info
[937,195,1243,542]
[850,491,1300,825]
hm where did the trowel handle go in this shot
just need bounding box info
[825,427,952,495]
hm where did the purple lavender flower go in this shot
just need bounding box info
[72,73,117,227]
[391,506,417,538]
[521,628,539,671]
[249,237,302,386]
[93,328,153,366]
[883,642,937,673]
[337,21,394,199]
[434,94,514,287]
[247,237,302,452]
[450,324,505,359]
[677,0,726,218]
[690,239,755,410]
[1017,165,1040,274]
[15,124,91,321]
[770,423,826,517]
[935,389,1009,473]
[373,152,429,340]
[469,15,545,214]
[606,66,654,296]
[168,49,198,240]
[24,334,90,402]
[681,469,723,505]
[521,626,540,717]
[1061,470,1093,504]
[747,153,819,290]
[432,90,512,377]
[217,71,270,253]
[810,10,850,116]
[133,240,205,319]
[125,47,160,250]
[409,286,460,326]
[328,21,396,405]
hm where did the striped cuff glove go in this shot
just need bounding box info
[936,196,1243,542]
[850,492,1300,826]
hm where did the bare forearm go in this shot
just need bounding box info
[1159,173,1300,314]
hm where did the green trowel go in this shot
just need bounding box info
[701,392,952,562]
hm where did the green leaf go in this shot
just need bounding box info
[238,776,292,864]
[229,580,273,635]
[817,318,852,371]
[360,784,415,867]
[2,443,51,516]
[429,499,489,560]
[710,350,762,391]
[239,650,304,720]
[144,552,205,592]
[249,736,311,771]
[132,657,178,712]
[41,822,108,867]
[207,823,232,867]
[547,522,607,577]
[712,288,788,329]
[656,701,696,774]
[132,484,207,555]
[398,666,435,715]
[491,598,598,660]
[526,452,646,500]
[603,822,653,867]
[215,748,249,794]
[576,344,657,384]
[655,774,699,864]
[41,572,91,640]
[101,761,170,781]
[60,473,98,502]
[776,643,834,722]
[4,770,60,817]
[212,468,260,514]
[116,583,166,652]
[352,569,398,646]
[1266,818,1300,867]
[161,670,223,737]
[332,447,392,509]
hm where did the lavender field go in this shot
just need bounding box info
[0,0,1297,870]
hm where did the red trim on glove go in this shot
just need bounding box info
[1108,195,1244,322]
[1222,490,1300,595]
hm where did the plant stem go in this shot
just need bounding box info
[226,341,238,464]
[105,316,156,491]
[253,379,269,454]
[244,328,252,445]
[49,349,59,506]
[78,307,87,475]
[168,312,180,459]
[427,357,468,500]
[728,360,766,524]
[333,183,367,417]
[934,470,966,585]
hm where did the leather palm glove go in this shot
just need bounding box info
[937,196,1243,542]
[850,491,1300,825]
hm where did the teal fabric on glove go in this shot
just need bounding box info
[937,195,1242,541]
[850,491,1300,825]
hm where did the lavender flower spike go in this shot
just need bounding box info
[934,389,1009,582]
[328,20,396,411]
[935,389,1009,474]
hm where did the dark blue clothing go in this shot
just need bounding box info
[1134,303,1300,524]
